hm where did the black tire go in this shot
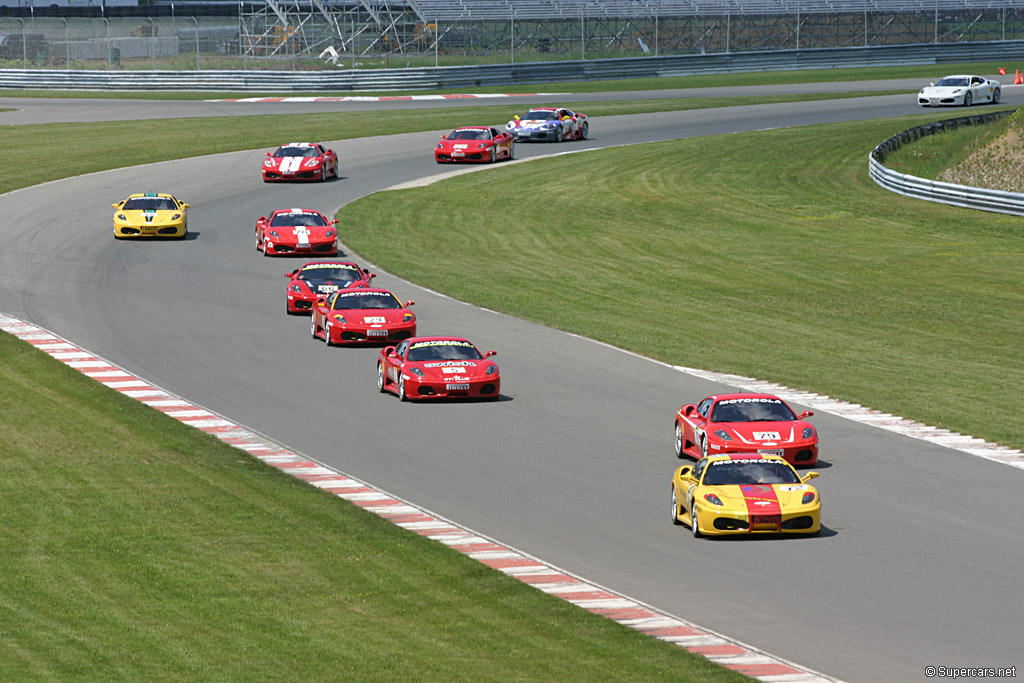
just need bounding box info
[700,435,709,460]
[580,121,589,140]
[691,504,702,538]
[490,146,496,163]
[310,314,318,339]
[993,87,1001,104]
[508,142,515,161]
[671,487,684,525]
[964,91,973,107]
[675,422,685,459]
[377,363,386,392]
[398,376,407,401]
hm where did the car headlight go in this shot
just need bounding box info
[171,213,181,221]
[269,230,279,238]
[802,427,815,439]
[332,314,347,323]
[486,364,497,375]
[714,430,732,441]
[402,313,414,322]
[505,122,514,129]
[542,123,555,129]
[437,142,444,149]
[703,493,724,506]
[305,159,321,167]
[409,367,425,377]
[802,492,816,504]
[116,214,127,221]
[290,284,302,293]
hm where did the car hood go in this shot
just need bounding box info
[440,139,490,149]
[716,421,808,446]
[303,279,364,295]
[704,483,815,511]
[920,85,968,95]
[266,156,322,169]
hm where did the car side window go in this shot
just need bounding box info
[698,398,713,418]
[693,458,708,481]
[395,341,409,357]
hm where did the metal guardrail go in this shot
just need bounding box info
[869,108,1024,217]
[2,40,1024,91]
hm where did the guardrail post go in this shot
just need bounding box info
[103,18,111,70]
[19,18,26,69]
[654,10,658,57]
[434,18,438,68]
[63,17,69,70]
[726,11,730,53]
[510,10,514,64]
[192,16,199,71]
[580,10,585,61]
[149,17,156,71]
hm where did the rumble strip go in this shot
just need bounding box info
[0,313,838,683]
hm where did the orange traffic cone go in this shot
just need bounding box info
[1015,69,1023,85]
[998,67,1006,75]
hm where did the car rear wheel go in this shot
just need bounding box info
[671,487,683,525]
[700,435,709,460]
[691,504,702,538]
[993,87,1001,104]
[964,91,973,107]
[310,314,318,339]
[508,142,515,161]
[398,376,407,401]
[580,121,589,140]
[377,363,386,392]
[675,422,685,459]
[489,146,496,163]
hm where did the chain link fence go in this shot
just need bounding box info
[1,3,1023,71]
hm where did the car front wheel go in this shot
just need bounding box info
[671,487,683,525]
[580,121,589,139]
[310,314,318,339]
[398,376,407,401]
[691,504,702,538]
[675,422,685,458]
[377,363,386,392]
[700,436,709,460]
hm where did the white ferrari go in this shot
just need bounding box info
[918,75,1001,107]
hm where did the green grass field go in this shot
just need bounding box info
[338,116,1024,452]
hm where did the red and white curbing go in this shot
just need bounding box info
[207,93,562,103]
[1,311,838,682]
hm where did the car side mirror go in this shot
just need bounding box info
[366,272,376,279]
[404,300,415,307]
[383,345,396,357]
[683,404,696,416]
[677,466,693,479]
[315,297,326,306]
[484,350,497,358]
[265,151,271,156]
[330,219,339,225]
[802,471,819,482]
[111,203,120,208]
[799,410,814,419]
[258,216,267,222]
[180,203,190,209]
[440,134,446,139]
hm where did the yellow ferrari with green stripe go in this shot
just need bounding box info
[112,193,189,239]
[671,454,821,537]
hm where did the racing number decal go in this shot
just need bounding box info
[293,227,311,245]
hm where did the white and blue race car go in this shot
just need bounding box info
[918,75,1001,107]
[505,107,589,142]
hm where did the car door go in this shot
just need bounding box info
[683,458,708,516]
[490,128,510,157]
[386,340,410,385]
[691,398,714,454]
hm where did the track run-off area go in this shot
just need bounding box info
[2,84,1023,682]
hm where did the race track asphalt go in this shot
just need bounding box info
[2,88,1022,682]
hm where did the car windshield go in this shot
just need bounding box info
[331,292,401,310]
[274,146,320,158]
[710,398,796,423]
[298,265,360,282]
[702,460,801,486]
[406,340,483,362]
[523,110,557,120]
[935,77,969,87]
[270,212,328,227]
[448,129,490,140]
[123,197,176,211]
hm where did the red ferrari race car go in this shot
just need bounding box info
[377,336,499,401]
[262,142,338,182]
[311,289,416,345]
[284,260,375,314]
[675,393,819,466]
[435,126,514,164]
[255,208,338,257]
